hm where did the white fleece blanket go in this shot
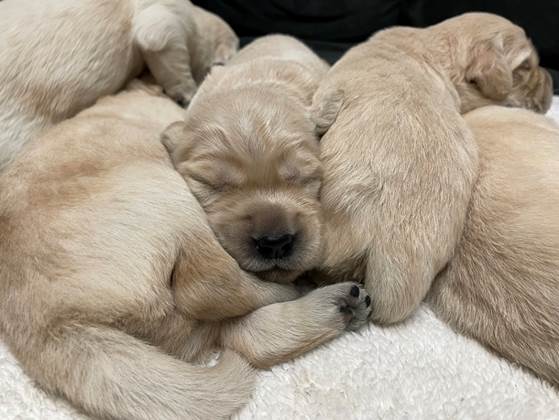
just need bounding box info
[2,98,559,419]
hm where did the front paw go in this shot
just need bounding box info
[337,283,372,331]
[212,42,238,66]
[304,282,372,332]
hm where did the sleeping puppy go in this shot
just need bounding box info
[163,33,371,351]
[312,13,553,324]
[0,80,370,420]
[164,35,329,284]
[0,0,238,171]
[429,106,559,388]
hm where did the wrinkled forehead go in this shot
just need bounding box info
[186,109,320,187]
[192,116,314,158]
[190,95,316,154]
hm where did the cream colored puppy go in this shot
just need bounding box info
[0,80,370,420]
[165,35,332,283]
[0,0,238,171]
[163,34,372,346]
[312,13,553,324]
[429,106,559,388]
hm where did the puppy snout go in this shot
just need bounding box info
[247,202,301,260]
[254,234,295,259]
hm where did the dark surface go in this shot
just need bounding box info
[194,0,559,93]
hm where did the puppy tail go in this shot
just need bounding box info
[28,323,255,420]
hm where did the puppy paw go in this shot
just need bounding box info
[212,42,238,66]
[304,282,372,332]
[337,283,372,331]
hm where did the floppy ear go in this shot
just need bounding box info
[161,121,193,170]
[466,36,513,101]
[310,88,344,137]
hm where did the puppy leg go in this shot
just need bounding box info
[363,238,436,324]
[219,282,371,368]
[212,41,238,66]
[134,4,197,106]
[16,321,254,420]
[172,230,299,321]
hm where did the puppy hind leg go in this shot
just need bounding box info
[219,282,372,369]
[24,322,254,420]
[133,4,197,106]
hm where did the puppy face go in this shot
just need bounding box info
[442,14,553,113]
[163,91,323,283]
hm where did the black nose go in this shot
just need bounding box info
[254,234,295,259]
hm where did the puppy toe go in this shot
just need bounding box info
[339,283,371,331]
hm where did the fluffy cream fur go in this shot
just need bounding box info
[0,0,237,171]
[312,12,553,324]
[163,34,373,363]
[0,79,372,419]
[429,105,559,388]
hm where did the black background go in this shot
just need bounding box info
[194,0,559,93]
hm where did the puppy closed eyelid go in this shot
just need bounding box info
[186,170,231,192]
[518,59,532,70]
[281,167,321,185]
[466,77,479,87]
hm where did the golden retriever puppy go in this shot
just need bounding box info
[312,13,553,324]
[0,80,370,419]
[429,105,559,387]
[0,0,238,171]
[163,33,371,347]
[164,35,329,284]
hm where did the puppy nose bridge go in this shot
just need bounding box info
[248,201,300,260]
[250,202,297,234]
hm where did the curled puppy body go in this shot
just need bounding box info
[312,13,553,324]
[0,81,309,420]
[0,0,238,171]
[428,106,559,387]
[164,35,372,366]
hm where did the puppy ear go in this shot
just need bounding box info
[161,121,194,171]
[310,88,345,137]
[466,36,513,101]
[161,121,186,152]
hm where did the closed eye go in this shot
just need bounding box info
[187,171,232,192]
[299,174,322,186]
[466,77,479,88]
[518,58,532,71]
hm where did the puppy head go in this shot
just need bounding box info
[163,90,323,283]
[437,13,553,113]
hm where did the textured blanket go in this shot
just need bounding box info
[2,98,559,419]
